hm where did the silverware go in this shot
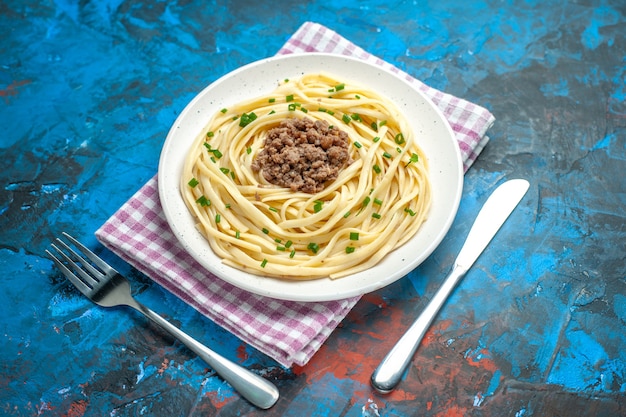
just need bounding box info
[371,179,530,394]
[46,232,280,409]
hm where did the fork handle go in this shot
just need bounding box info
[129,301,279,409]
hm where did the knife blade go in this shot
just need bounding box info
[371,178,530,394]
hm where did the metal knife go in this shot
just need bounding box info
[371,178,530,394]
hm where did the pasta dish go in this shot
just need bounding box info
[181,73,431,279]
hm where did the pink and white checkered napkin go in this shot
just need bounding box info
[95,22,495,368]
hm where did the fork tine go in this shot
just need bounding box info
[45,247,94,294]
[53,238,105,284]
[62,232,116,275]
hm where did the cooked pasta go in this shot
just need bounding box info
[181,72,431,279]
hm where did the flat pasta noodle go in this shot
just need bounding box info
[181,73,431,279]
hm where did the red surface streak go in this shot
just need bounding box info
[236,343,249,362]
[63,400,88,417]
[294,338,417,402]
[360,293,388,309]
[205,390,235,409]
[433,404,468,417]
[420,319,453,348]
[0,79,31,103]
[465,348,499,373]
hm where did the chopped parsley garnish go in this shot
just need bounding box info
[406,153,419,166]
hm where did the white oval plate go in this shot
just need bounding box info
[158,53,463,302]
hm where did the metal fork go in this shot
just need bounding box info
[46,232,279,409]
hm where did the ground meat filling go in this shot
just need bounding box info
[251,118,352,193]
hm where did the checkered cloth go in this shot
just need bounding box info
[95,22,495,367]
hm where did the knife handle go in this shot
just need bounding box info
[371,264,467,393]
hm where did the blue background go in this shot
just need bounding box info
[1,0,625,416]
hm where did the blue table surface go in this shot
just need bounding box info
[2,0,625,416]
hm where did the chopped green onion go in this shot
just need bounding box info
[355,94,361,99]
[371,122,378,131]
[220,108,228,113]
[269,206,278,212]
[262,228,269,234]
[372,212,381,219]
[274,238,281,243]
[374,198,383,206]
[354,141,362,149]
[343,211,351,218]
[277,245,286,251]
[289,249,296,258]
[215,214,221,223]
[239,112,257,127]
[373,136,381,143]
[188,178,199,187]
[235,231,240,239]
[225,204,231,209]
[286,94,294,102]
[269,109,276,115]
[362,196,371,208]
[379,120,387,127]
[394,133,405,144]
[373,164,381,174]
[351,113,362,122]
[314,200,323,213]
[405,207,417,216]
[196,196,210,206]
[269,98,276,103]
[220,167,230,175]
[261,259,268,268]
[288,103,297,111]
[285,240,293,248]
[246,147,252,154]
[345,246,356,254]
[206,131,214,138]
[307,242,320,254]
[342,114,351,124]
[383,151,392,159]
[300,107,308,113]
[349,232,359,241]
[335,83,345,91]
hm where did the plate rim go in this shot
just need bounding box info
[158,52,463,302]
